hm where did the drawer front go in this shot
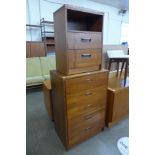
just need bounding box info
[66,72,108,94]
[68,109,105,131]
[68,120,103,146]
[68,49,101,69]
[67,32,102,49]
[67,86,107,119]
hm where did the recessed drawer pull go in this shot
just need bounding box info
[81,38,91,42]
[85,78,92,82]
[86,104,92,107]
[84,104,92,110]
[85,127,92,131]
[85,115,93,120]
[81,54,92,58]
[84,92,92,96]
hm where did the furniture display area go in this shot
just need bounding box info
[54,4,103,75]
[26,55,56,87]
[106,73,129,127]
[43,80,53,120]
[40,18,55,55]
[51,69,108,149]
[26,41,45,58]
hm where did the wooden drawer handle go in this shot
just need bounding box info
[84,104,93,110]
[84,92,92,96]
[85,104,92,108]
[81,54,92,58]
[85,78,92,82]
[85,115,93,120]
[81,38,91,42]
[85,127,93,131]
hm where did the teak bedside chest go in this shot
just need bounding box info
[54,5,104,75]
[52,5,108,150]
[50,69,108,149]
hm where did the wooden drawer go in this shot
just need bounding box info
[68,49,101,69]
[67,86,106,119]
[65,72,108,94]
[68,109,105,131]
[67,32,102,49]
[68,120,103,146]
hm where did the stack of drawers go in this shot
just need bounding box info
[51,5,108,149]
[51,70,108,149]
[66,72,108,147]
[67,31,102,75]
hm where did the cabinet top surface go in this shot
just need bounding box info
[51,69,108,79]
[54,4,104,16]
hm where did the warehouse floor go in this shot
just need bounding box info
[26,88,129,155]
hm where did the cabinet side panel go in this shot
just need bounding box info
[54,8,67,74]
[105,89,114,126]
[50,71,68,148]
[112,88,129,122]
[101,15,104,69]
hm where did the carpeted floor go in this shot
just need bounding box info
[26,88,129,155]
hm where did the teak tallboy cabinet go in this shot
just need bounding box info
[52,5,107,150]
[51,70,108,149]
[54,5,104,75]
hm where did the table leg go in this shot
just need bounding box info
[116,61,119,77]
[120,61,125,77]
[124,59,129,87]
[108,59,112,71]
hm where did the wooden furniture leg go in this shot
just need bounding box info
[120,61,125,77]
[116,61,119,77]
[124,60,129,86]
[108,59,112,71]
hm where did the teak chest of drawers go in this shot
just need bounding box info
[54,5,104,75]
[50,69,108,149]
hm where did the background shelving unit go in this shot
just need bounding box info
[40,18,55,55]
[26,24,46,57]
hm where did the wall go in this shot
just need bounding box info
[26,0,129,44]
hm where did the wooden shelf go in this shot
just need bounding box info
[41,20,54,24]
[26,24,42,28]
[43,36,54,39]
[67,9,103,32]
[42,31,54,33]
[45,43,55,45]
[67,30,102,33]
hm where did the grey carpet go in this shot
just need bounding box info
[26,88,129,155]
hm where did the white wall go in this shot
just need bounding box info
[26,0,129,44]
